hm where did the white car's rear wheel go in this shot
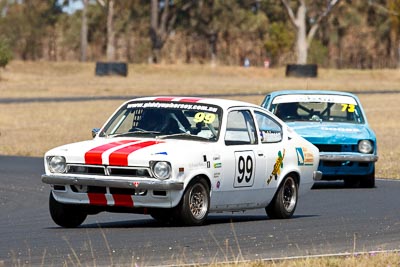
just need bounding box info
[49,192,87,228]
[266,175,298,219]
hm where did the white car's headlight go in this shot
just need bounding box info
[48,156,67,173]
[151,161,171,180]
[358,140,373,154]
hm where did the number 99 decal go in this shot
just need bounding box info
[234,151,255,188]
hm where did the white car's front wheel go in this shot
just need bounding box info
[266,175,298,219]
[175,178,210,226]
[49,192,87,228]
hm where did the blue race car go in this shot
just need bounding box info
[261,90,378,188]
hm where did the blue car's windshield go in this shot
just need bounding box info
[270,97,365,124]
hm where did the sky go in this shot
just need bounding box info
[59,0,84,14]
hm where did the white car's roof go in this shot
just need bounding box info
[130,96,260,111]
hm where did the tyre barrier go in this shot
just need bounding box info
[285,64,318,78]
[95,62,128,77]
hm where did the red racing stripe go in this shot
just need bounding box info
[109,140,159,166]
[154,97,202,103]
[84,140,135,165]
[179,98,202,103]
[112,194,134,207]
[154,97,175,101]
[88,193,107,206]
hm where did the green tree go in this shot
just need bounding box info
[150,0,194,63]
[0,38,12,68]
[0,0,62,60]
[264,22,294,66]
[280,0,341,64]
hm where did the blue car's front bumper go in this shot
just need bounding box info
[318,152,378,178]
[320,152,378,162]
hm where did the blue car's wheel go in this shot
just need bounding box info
[360,168,375,188]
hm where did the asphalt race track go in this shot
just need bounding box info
[1,155,400,266]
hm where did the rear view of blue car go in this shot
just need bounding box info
[261,90,378,188]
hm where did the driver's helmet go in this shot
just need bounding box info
[138,109,166,131]
[275,103,299,120]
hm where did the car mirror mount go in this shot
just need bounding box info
[92,128,100,138]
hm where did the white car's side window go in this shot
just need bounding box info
[225,110,257,146]
[254,111,282,143]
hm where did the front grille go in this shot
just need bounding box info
[68,165,104,175]
[66,164,152,178]
[315,144,357,153]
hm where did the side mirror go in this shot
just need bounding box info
[92,128,100,138]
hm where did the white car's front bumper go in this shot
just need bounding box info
[42,174,184,191]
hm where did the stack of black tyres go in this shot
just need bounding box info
[95,62,128,77]
[285,64,318,78]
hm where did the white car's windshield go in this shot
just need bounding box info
[100,101,222,141]
[271,95,365,124]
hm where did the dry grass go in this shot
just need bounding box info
[219,251,400,267]
[0,61,399,180]
[1,61,400,98]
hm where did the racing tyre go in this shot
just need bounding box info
[49,192,87,228]
[175,178,210,226]
[149,208,175,224]
[360,168,375,188]
[266,175,298,219]
[344,177,361,188]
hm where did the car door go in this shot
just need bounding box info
[253,110,286,197]
[216,108,267,210]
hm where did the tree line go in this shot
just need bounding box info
[0,0,399,69]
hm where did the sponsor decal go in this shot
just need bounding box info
[109,140,160,166]
[155,151,168,155]
[272,95,357,105]
[321,127,360,133]
[296,147,314,166]
[267,149,285,185]
[84,140,135,165]
[127,102,218,113]
[216,181,221,189]
[189,162,204,168]
[214,162,222,168]
[133,181,140,188]
[214,172,221,179]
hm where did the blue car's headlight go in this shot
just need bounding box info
[358,140,373,154]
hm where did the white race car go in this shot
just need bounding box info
[42,96,321,227]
